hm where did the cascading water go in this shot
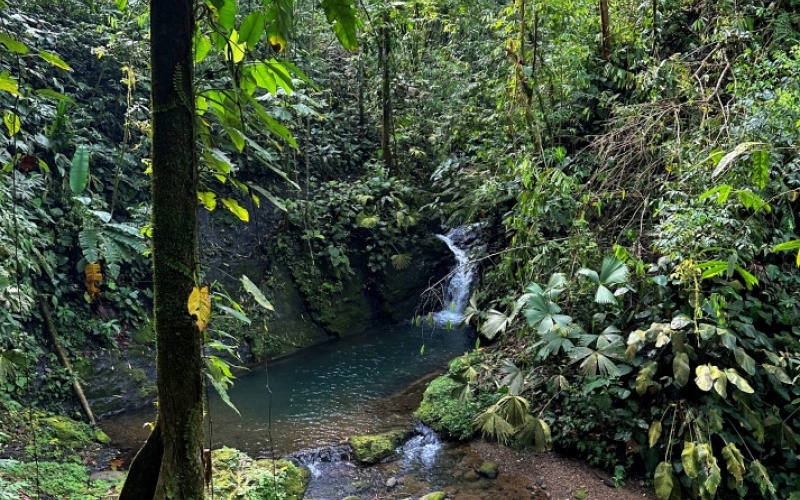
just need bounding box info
[433,226,477,325]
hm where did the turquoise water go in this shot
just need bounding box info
[104,323,473,456]
[207,323,473,454]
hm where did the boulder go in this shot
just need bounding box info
[208,447,310,500]
[348,429,411,465]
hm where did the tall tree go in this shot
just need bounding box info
[119,0,202,496]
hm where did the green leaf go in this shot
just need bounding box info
[734,347,756,375]
[321,0,359,50]
[696,443,721,498]
[673,351,690,387]
[241,274,274,311]
[197,191,217,211]
[216,303,251,324]
[750,459,775,496]
[595,285,617,305]
[751,149,769,189]
[533,418,551,452]
[0,33,29,54]
[736,190,771,212]
[206,372,240,416]
[390,253,412,270]
[654,461,674,500]
[0,71,20,96]
[682,441,699,479]
[697,260,728,280]
[497,394,530,427]
[695,364,714,391]
[773,240,800,252]
[474,406,514,444]
[35,89,75,103]
[721,443,745,485]
[240,92,298,147]
[481,309,510,340]
[724,368,754,393]
[762,364,792,384]
[3,110,20,136]
[699,184,733,204]
[239,11,267,49]
[194,34,212,64]
[733,265,759,290]
[248,184,286,211]
[599,256,629,284]
[221,198,249,222]
[70,146,90,195]
[636,361,657,394]
[216,0,237,32]
[38,50,72,71]
[648,420,662,448]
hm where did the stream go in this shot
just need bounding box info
[101,227,484,498]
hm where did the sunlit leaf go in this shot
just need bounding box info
[3,110,20,136]
[188,286,211,332]
[38,50,72,71]
[654,461,674,500]
[241,274,274,311]
[648,420,662,448]
[321,0,359,50]
[0,33,28,54]
[197,191,217,211]
[721,442,745,485]
[221,198,249,221]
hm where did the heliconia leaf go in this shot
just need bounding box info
[221,198,249,222]
[188,286,211,332]
[673,352,689,387]
[0,33,29,54]
[682,441,698,479]
[241,274,273,311]
[751,149,769,189]
[721,442,745,485]
[321,0,359,50]
[654,461,674,500]
[70,146,90,195]
[648,420,662,448]
[38,50,72,71]
[712,142,761,177]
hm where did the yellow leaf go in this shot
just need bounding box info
[221,198,249,222]
[224,30,246,63]
[188,286,211,332]
[197,191,217,211]
[84,262,102,302]
[268,34,286,53]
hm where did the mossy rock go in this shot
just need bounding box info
[348,429,410,465]
[477,461,498,479]
[40,415,95,448]
[208,447,310,500]
[420,492,446,500]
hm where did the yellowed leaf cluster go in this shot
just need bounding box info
[188,286,211,332]
[84,262,102,302]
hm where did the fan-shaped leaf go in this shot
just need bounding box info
[481,309,510,340]
[497,394,530,428]
[595,285,617,304]
[533,418,552,452]
[390,253,412,270]
[475,406,514,444]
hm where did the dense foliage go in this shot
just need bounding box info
[1,0,799,497]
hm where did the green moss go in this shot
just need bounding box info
[40,415,95,448]
[208,447,310,500]
[415,375,490,440]
[420,492,446,500]
[477,461,499,479]
[94,429,111,445]
[0,460,120,498]
[348,429,409,465]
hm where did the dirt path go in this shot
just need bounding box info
[469,440,653,500]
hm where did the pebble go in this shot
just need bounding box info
[386,477,398,488]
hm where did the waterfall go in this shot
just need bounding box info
[433,226,476,326]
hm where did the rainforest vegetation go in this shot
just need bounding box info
[1,0,799,498]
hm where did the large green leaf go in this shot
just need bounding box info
[0,71,20,96]
[241,274,274,311]
[654,461,674,500]
[673,351,689,387]
[321,0,359,50]
[70,146,90,194]
[38,50,72,71]
[682,441,698,479]
[0,33,29,54]
[239,11,266,49]
[721,443,745,485]
[598,256,628,284]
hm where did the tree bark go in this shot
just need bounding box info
[120,0,204,497]
[599,0,611,60]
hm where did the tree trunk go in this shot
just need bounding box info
[381,8,393,172]
[599,0,611,60]
[119,0,204,497]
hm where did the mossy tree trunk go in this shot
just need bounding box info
[119,0,203,497]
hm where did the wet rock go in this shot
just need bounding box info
[348,429,411,465]
[89,470,126,482]
[463,469,480,481]
[477,461,499,479]
[341,497,361,500]
[386,476,398,488]
[420,492,446,500]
